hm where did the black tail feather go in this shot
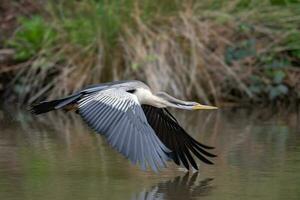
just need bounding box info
[30,93,82,115]
[30,99,63,115]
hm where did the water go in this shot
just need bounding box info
[0,107,299,200]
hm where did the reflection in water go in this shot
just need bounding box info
[130,173,213,200]
[0,107,300,200]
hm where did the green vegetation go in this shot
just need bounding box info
[8,16,56,61]
[2,0,300,105]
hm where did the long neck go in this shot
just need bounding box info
[135,89,217,110]
[134,88,170,108]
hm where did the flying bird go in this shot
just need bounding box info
[31,80,217,171]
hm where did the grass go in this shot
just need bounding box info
[3,0,300,105]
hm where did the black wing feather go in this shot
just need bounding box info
[142,105,216,170]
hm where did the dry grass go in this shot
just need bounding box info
[120,4,300,105]
[121,11,251,105]
[3,0,300,105]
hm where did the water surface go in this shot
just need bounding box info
[0,107,299,200]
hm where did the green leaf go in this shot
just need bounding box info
[273,70,285,84]
[249,85,262,94]
[268,84,288,100]
[250,75,262,83]
[224,39,256,64]
[291,50,300,59]
[8,16,56,61]
[269,87,280,100]
[277,84,289,94]
[131,63,140,70]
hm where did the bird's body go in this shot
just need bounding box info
[31,80,217,171]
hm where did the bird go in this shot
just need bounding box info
[30,80,217,172]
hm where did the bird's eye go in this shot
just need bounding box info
[126,89,136,93]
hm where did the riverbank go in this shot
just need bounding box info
[0,0,299,106]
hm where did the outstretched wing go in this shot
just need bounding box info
[142,105,216,170]
[77,88,170,172]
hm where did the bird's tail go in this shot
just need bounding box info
[30,94,81,115]
[30,99,64,114]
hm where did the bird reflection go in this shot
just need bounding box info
[130,173,213,200]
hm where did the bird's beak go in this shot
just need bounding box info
[192,103,218,110]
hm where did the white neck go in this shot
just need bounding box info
[134,88,168,108]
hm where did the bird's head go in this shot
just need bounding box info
[155,92,218,110]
